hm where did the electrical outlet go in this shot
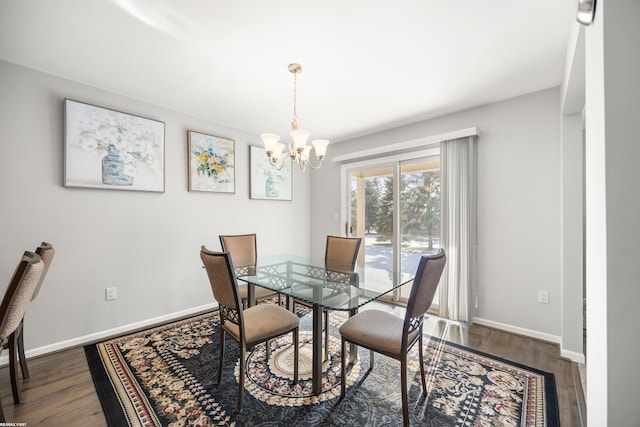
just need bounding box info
[106,287,117,301]
[537,290,549,304]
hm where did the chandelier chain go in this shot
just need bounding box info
[292,70,298,129]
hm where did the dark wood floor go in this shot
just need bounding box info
[467,324,585,426]
[0,308,585,426]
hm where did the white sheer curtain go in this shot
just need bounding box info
[439,136,477,322]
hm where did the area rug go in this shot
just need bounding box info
[85,309,559,426]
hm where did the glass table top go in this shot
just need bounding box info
[238,254,415,311]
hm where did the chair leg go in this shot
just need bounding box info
[369,349,374,370]
[17,320,29,380]
[217,329,225,384]
[419,332,427,394]
[0,392,5,423]
[293,328,299,383]
[323,310,329,361]
[9,332,21,404]
[238,345,245,411]
[265,339,270,360]
[340,337,347,398]
[401,354,409,427]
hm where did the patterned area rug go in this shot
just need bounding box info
[85,309,559,426]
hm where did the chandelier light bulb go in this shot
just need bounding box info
[290,129,310,151]
[312,139,329,159]
[261,133,280,154]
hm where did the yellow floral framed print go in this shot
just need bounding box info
[188,130,235,193]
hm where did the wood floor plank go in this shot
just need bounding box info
[0,314,583,426]
[0,347,107,426]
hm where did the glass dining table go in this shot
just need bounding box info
[238,254,414,396]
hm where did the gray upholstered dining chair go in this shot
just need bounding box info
[219,233,277,305]
[200,246,299,411]
[15,242,55,382]
[339,249,446,427]
[0,251,45,409]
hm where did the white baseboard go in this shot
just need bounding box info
[473,317,586,363]
[472,317,562,344]
[0,302,217,367]
[561,348,586,364]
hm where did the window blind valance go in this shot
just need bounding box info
[332,126,479,163]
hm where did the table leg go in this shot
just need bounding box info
[247,282,256,307]
[312,304,323,395]
[348,308,358,367]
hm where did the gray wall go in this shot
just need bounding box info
[0,60,310,355]
[311,88,567,343]
[559,21,587,366]
[584,0,640,424]
[560,112,585,359]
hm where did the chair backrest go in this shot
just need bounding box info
[0,251,44,341]
[32,241,55,301]
[219,234,257,275]
[404,249,446,329]
[200,246,244,327]
[325,235,362,272]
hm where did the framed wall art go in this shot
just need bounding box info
[188,130,235,193]
[64,99,165,192]
[249,145,292,201]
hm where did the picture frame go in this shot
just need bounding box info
[64,99,165,192]
[249,145,292,201]
[188,130,235,193]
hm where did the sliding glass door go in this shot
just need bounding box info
[346,151,441,306]
[350,164,394,273]
[398,157,441,299]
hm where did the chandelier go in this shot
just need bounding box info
[260,63,329,171]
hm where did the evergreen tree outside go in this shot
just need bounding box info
[365,178,381,233]
[401,170,440,248]
[351,177,384,235]
[424,170,441,248]
[375,176,394,242]
[370,170,440,247]
[349,166,440,255]
[350,179,357,234]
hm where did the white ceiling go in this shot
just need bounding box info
[0,0,577,142]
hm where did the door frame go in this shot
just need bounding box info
[340,147,440,299]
